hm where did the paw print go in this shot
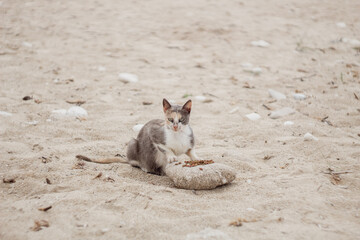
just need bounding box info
[167,155,177,163]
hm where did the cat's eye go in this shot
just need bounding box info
[168,118,174,123]
[179,118,184,123]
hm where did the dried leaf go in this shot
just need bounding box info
[3,178,16,183]
[354,93,359,100]
[142,101,153,105]
[104,177,115,182]
[262,104,272,110]
[229,218,258,227]
[93,172,103,179]
[31,220,49,231]
[66,100,86,105]
[263,155,274,160]
[38,206,52,212]
[72,161,85,169]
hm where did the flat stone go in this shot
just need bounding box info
[269,107,295,119]
[245,113,261,121]
[118,73,139,83]
[304,132,318,141]
[268,89,286,100]
[284,121,294,126]
[250,40,270,47]
[0,111,12,117]
[293,93,306,100]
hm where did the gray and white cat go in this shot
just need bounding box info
[76,98,200,175]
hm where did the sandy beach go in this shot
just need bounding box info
[1,0,360,239]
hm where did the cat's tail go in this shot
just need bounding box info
[76,155,128,164]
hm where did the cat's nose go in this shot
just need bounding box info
[173,125,178,131]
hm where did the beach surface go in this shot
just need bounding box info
[1,0,360,239]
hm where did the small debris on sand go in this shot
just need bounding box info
[31,220,49,231]
[182,160,214,167]
[3,178,16,184]
[38,206,52,212]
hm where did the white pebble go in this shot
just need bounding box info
[246,208,257,212]
[51,107,88,119]
[67,106,88,117]
[269,107,295,119]
[283,121,294,126]
[46,119,52,122]
[268,89,286,100]
[229,107,239,114]
[98,66,106,72]
[292,93,306,100]
[195,95,207,102]
[247,179,252,184]
[245,113,261,121]
[26,121,38,125]
[118,73,138,83]
[241,62,253,68]
[22,42,32,48]
[250,40,270,47]
[244,67,262,75]
[336,22,346,28]
[304,132,318,141]
[132,124,144,133]
[341,38,360,47]
[0,111,12,117]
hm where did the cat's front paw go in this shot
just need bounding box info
[167,155,177,163]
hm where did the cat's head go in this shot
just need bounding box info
[163,98,192,132]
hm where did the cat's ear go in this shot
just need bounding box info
[182,100,192,113]
[163,98,171,112]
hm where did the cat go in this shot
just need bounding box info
[76,98,200,175]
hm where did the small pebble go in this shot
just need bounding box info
[244,67,262,75]
[26,121,38,125]
[0,111,12,117]
[51,107,88,119]
[269,89,286,100]
[22,42,32,48]
[246,208,257,212]
[229,107,239,114]
[250,40,270,47]
[194,95,207,102]
[336,22,346,28]
[283,121,294,126]
[247,179,252,184]
[292,93,306,100]
[132,124,144,132]
[304,132,318,141]
[118,73,138,83]
[245,113,261,121]
[241,63,253,68]
[98,66,106,72]
[269,107,295,119]
[67,106,88,117]
[341,38,360,47]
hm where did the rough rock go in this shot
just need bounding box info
[165,162,236,190]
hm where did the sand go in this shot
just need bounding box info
[1,0,360,239]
